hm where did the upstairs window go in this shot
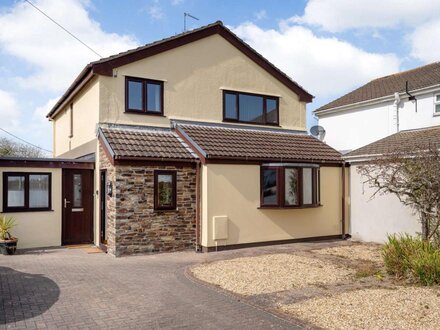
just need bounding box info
[223,90,279,125]
[125,77,163,115]
[3,172,51,212]
[435,94,440,114]
[261,166,320,208]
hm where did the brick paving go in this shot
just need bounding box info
[0,246,305,329]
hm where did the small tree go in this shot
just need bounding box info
[0,137,45,158]
[358,144,440,244]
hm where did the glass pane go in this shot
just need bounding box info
[158,174,174,207]
[239,94,264,123]
[29,174,49,208]
[224,93,238,119]
[147,83,162,112]
[266,99,278,123]
[436,95,440,102]
[128,80,143,111]
[262,169,277,205]
[7,176,25,207]
[73,174,82,208]
[436,103,440,113]
[285,168,299,206]
[303,168,313,205]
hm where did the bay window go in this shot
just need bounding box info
[261,166,320,208]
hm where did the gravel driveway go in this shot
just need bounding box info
[0,246,300,330]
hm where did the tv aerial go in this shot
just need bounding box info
[184,13,199,31]
[310,125,326,141]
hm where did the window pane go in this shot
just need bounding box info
[262,169,277,205]
[436,104,440,113]
[29,174,49,208]
[224,93,238,119]
[239,94,264,123]
[158,174,174,207]
[128,80,143,111]
[266,99,278,123]
[285,169,299,206]
[7,176,25,207]
[436,95,440,102]
[303,168,313,205]
[73,174,82,208]
[147,83,162,112]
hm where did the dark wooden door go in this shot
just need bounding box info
[62,169,94,245]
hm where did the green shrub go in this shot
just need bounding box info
[383,234,440,285]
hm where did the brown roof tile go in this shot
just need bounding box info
[99,126,197,161]
[316,62,440,112]
[177,124,342,162]
[346,125,440,158]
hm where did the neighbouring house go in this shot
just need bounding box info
[0,21,347,255]
[345,126,440,243]
[314,62,440,153]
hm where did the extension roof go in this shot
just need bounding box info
[316,62,440,113]
[345,125,440,160]
[48,21,313,119]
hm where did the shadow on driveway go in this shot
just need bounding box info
[0,266,60,325]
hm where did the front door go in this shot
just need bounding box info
[62,169,94,245]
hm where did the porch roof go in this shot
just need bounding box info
[176,123,342,164]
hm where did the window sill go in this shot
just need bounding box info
[258,204,322,210]
[125,110,165,117]
[2,209,54,213]
[223,119,280,127]
[433,112,440,117]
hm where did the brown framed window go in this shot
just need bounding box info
[125,77,164,115]
[154,170,176,210]
[223,90,279,125]
[260,166,319,208]
[3,172,52,212]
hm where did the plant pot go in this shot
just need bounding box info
[0,238,18,255]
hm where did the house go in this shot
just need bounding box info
[314,62,440,153]
[0,21,346,255]
[345,126,440,243]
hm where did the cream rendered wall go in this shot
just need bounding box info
[53,77,100,157]
[0,167,62,249]
[201,164,343,247]
[349,165,420,243]
[99,34,307,130]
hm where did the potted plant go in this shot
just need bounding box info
[0,215,18,255]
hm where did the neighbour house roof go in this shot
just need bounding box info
[345,125,440,160]
[47,21,313,119]
[175,123,342,163]
[316,61,440,113]
[98,126,198,162]
[0,156,94,169]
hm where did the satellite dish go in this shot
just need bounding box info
[310,125,326,141]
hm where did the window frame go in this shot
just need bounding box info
[125,76,164,116]
[154,170,177,211]
[434,93,440,115]
[260,166,320,209]
[2,172,52,212]
[223,90,279,126]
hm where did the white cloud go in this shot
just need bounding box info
[293,0,440,32]
[171,0,184,5]
[147,0,164,20]
[232,22,400,98]
[254,10,267,21]
[0,0,138,92]
[0,90,20,129]
[30,97,58,143]
[410,20,440,63]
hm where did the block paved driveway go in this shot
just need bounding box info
[0,246,302,329]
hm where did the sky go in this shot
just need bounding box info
[1,0,440,156]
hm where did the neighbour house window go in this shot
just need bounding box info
[69,103,73,138]
[435,94,440,114]
[223,90,279,125]
[261,166,320,208]
[125,77,163,115]
[154,170,176,210]
[3,172,51,212]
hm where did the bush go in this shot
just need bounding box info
[383,234,440,285]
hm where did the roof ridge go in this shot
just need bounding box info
[371,61,440,82]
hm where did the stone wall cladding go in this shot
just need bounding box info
[99,144,197,256]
